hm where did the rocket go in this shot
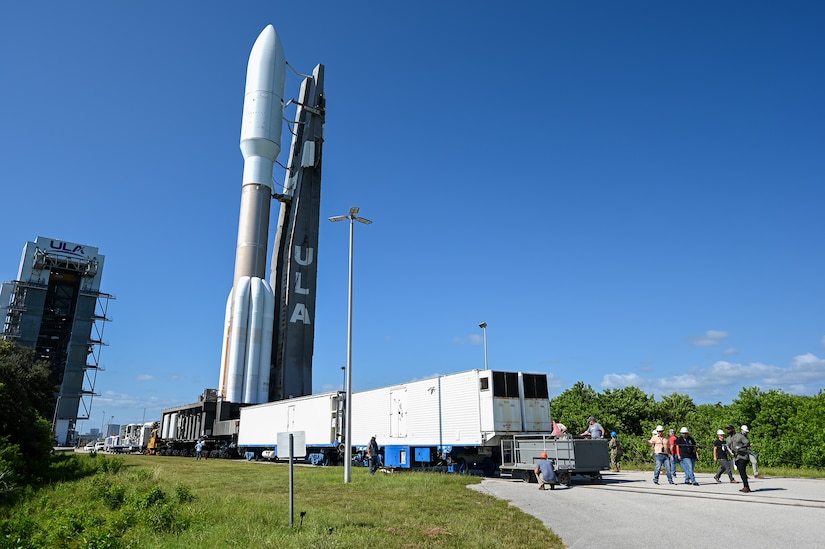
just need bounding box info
[218,25,286,404]
[218,24,325,405]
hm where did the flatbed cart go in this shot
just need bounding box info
[498,435,610,486]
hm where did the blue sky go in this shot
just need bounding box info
[2,1,824,430]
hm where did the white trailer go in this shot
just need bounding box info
[118,422,156,453]
[237,391,341,463]
[238,369,553,474]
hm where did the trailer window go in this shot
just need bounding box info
[480,377,489,391]
[492,371,519,398]
[521,373,549,399]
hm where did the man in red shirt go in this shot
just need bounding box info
[668,428,680,478]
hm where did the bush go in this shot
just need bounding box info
[102,484,126,511]
[96,457,124,475]
[173,483,195,504]
[133,486,166,510]
[144,501,189,533]
[0,512,37,548]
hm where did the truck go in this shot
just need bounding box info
[237,368,587,475]
[155,389,244,457]
[113,422,156,453]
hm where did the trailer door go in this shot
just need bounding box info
[390,388,407,437]
[288,405,296,430]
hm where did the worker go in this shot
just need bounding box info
[534,451,557,490]
[609,432,622,472]
[581,416,606,439]
[367,436,381,475]
[647,425,674,485]
[729,425,753,493]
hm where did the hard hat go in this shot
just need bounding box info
[741,425,749,432]
[540,451,548,458]
[610,431,617,437]
[680,427,688,433]
[717,429,725,435]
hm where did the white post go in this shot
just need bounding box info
[329,207,372,483]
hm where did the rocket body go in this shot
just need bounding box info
[219,25,286,404]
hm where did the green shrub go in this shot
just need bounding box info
[96,457,124,475]
[143,501,188,533]
[82,530,123,549]
[52,507,90,539]
[130,468,153,482]
[133,486,166,510]
[0,512,36,548]
[108,507,137,534]
[45,454,101,484]
[101,484,126,511]
[173,483,194,504]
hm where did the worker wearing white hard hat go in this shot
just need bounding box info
[674,427,700,485]
[730,425,752,492]
[713,429,737,483]
[646,426,673,485]
[738,425,763,478]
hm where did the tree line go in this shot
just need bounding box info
[550,381,825,469]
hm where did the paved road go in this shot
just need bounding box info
[470,469,824,548]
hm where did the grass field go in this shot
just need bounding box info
[0,454,564,548]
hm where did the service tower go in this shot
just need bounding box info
[0,236,112,446]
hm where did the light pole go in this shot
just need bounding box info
[478,322,488,370]
[329,206,372,483]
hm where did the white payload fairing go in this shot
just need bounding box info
[218,25,286,404]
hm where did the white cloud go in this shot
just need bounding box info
[688,330,729,347]
[599,353,825,402]
[136,374,154,381]
[544,372,565,390]
[722,348,738,356]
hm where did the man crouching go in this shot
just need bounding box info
[534,451,557,490]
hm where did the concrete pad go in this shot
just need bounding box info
[470,470,824,548]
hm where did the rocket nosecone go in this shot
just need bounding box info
[219,25,286,404]
[241,24,286,191]
[234,24,287,284]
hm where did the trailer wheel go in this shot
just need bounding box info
[522,470,535,483]
[559,472,572,486]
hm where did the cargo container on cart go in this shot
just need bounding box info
[238,369,555,475]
